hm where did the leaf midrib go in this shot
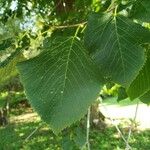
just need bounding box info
[114,16,126,82]
[61,37,75,97]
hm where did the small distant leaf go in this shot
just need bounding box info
[61,135,75,150]
[0,38,12,51]
[106,82,115,89]
[130,0,150,22]
[74,127,86,148]
[17,37,103,133]
[139,90,150,105]
[0,95,6,107]
[0,54,23,85]
[117,87,128,102]
[0,47,23,68]
[127,51,150,100]
[85,12,150,86]
[100,0,111,12]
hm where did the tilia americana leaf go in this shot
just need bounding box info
[17,36,104,133]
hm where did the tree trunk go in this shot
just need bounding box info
[55,0,75,14]
[90,102,106,130]
[0,108,8,126]
[0,92,10,126]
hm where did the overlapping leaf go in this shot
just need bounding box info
[17,37,103,133]
[130,0,150,22]
[139,90,150,105]
[117,87,128,102]
[85,12,150,86]
[127,51,150,100]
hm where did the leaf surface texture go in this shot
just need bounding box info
[17,37,103,133]
[84,13,150,86]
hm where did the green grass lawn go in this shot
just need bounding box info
[0,106,150,150]
[0,122,61,150]
[0,94,150,150]
[1,119,150,150]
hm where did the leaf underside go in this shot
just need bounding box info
[84,12,150,87]
[17,37,103,133]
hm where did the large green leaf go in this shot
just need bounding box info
[130,0,150,22]
[84,12,150,86]
[17,37,103,133]
[127,51,150,100]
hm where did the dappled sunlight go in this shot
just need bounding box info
[1,96,150,149]
[10,111,40,123]
[101,97,150,129]
[0,118,61,150]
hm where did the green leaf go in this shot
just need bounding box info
[0,54,23,85]
[0,38,12,51]
[61,135,75,150]
[130,0,150,22]
[17,37,103,133]
[117,87,128,102]
[73,127,86,148]
[127,51,150,100]
[0,47,22,68]
[84,12,150,86]
[139,90,150,105]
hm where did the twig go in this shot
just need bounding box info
[126,101,139,150]
[100,99,132,149]
[41,22,87,35]
[54,22,87,29]
[86,107,91,150]
[25,124,42,141]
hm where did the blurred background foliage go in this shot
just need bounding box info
[0,0,103,84]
